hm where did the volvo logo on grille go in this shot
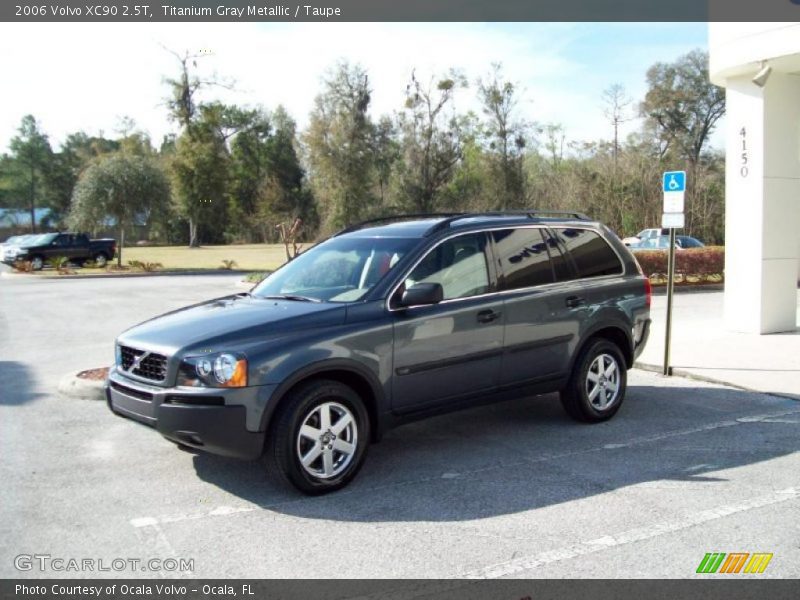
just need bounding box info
[129,352,149,372]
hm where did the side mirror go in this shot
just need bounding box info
[397,282,443,308]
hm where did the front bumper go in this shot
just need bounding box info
[106,368,271,459]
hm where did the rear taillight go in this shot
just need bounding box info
[644,277,652,309]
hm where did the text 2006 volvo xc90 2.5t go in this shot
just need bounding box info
[106,211,651,494]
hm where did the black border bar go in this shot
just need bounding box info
[3,580,800,600]
[3,0,800,22]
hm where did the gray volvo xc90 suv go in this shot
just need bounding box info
[106,212,651,494]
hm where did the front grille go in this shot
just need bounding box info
[120,346,168,382]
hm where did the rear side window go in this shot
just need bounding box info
[541,229,575,282]
[553,228,623,278]
[492,228,554,290]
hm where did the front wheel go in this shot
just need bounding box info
[268,379,370,495]
[30,255,44,271]
[560,339,627,423]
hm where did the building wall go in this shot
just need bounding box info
[709,23,800,333]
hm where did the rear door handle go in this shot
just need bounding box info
[477,309,501,324]
[565,296,585,308]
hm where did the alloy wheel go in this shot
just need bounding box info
[586,353,620,410]
[296,401,358,479]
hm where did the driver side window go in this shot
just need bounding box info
[403,233,490,301]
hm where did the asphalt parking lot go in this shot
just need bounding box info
[1,271,799,578]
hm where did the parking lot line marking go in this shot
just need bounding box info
[459,487,799,579]
[132,518,192,576]
[126,407,800,530]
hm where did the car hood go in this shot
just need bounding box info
[117,294,348,355]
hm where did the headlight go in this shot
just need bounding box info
[115,344,122,367]
[177,352,247,388]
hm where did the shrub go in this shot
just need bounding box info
[245,272,269,284]
[47,256,68,269]
[11,260,34,273]
[633,246,724,283]
[47,256,75,275]
[127,260,162,272]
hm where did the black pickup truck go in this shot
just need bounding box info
[2,232,116,270]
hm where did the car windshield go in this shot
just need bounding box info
[25,234,56,246]
[252,236,418,303]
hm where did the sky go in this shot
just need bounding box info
[0,22,709,153]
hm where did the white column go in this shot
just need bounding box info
[723,72,800,334]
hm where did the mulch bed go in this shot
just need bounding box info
[77,367,109,381]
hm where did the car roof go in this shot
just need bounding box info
[341,212,600,239]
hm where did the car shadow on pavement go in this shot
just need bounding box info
[192,383,800,522]
[0,361,44,405]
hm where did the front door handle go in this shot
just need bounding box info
[565,296,585,308]
[476,309,501,324]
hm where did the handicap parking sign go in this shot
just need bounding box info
[663,171,686,193]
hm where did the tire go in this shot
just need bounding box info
[94,253,108,268]
[560,338,627,423]
[30,255,44,271]
[268,379,370,495]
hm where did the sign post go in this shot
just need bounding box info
[661,170,685,376]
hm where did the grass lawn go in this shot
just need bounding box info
[121,244,289,272]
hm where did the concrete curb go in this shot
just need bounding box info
[650,284,724,295]
[57,371,107,401]
[634,361,800,401]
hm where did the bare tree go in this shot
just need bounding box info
[276,217,304,261]
[602,84,633,169]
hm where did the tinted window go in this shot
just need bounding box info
[553,228,623,278]
[542,229,575,282]
[402,233,489,301]
[492,228,554,290]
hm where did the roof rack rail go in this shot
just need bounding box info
[424,210,590,236]
[333,213,467,237]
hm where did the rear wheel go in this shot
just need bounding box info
[93,253,108,268]
[560,338,627,423]
[268,379,370,495]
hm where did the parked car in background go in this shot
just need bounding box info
[2,232,116,270]
[675,235,705,249]
[621,228,670,247]
[630,235,706,252]
[0,234,36,255]
[106,211,651,494]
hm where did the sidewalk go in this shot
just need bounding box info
[636,289,800,399]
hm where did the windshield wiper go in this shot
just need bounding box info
[261,294,322,303]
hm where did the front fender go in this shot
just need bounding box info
[256,358,389,437]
